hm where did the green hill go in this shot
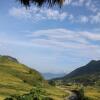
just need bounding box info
[0,55,67,100]
[0,55,43,99]
[54,60,100,86]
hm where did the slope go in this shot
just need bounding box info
[0,55,43,99]
[55,60,100,86]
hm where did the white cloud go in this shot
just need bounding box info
[9,0,100,24]
[85,0,98,13]
[9,7,67,21]
[71,0,98,13]
[9,7,31,19]
[68,14,74,21]
[78,12,100,24]
[24,28,100,61]
[64,0,72,5]
[71,0,86,6]
[80,16,89,23]
[68,0,100,24]
[71,13,100,24]
[80,31,100,40]
[1,29,100,69]
[1,29,100,50]
[63,0,100,24]
[26,28,100,49]
[90,12,100,23]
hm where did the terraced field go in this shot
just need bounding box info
[0,55,68,100]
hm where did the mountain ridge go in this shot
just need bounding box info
[53,60,100,86]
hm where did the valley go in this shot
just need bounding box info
[0,55,100,100]
[0,55,67,100]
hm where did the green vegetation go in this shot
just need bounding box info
[0,55,43,99]
[84,86,100,100]
[54,60,100,86]
[52,60,100,100]
[0,55,67,100]
[60,84,100,100]
[44,85,68,100]
[0,55,99,100]
[4,85,68,100]
[4,86,53,100]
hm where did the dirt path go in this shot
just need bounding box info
[57,87,78,100]
[63,89,78,100]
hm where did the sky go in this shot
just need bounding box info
[0,0,100,73]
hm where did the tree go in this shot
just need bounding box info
[18,0,65,7]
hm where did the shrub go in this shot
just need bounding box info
[4,87,53,100]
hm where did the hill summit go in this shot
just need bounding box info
[0,55,19,63]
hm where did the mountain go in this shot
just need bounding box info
[42,73,65,80]
[0,55,43,99]
[55,60,100,86]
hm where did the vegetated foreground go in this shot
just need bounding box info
[51,60,100,100]
[58,84,100,100]
[0,55,67,100]
[0,55,100,100]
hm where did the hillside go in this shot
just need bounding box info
[0,55,68,100]
[55,60,100,86]
[0,55,43,99]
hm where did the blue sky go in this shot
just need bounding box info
[0,0,100,73]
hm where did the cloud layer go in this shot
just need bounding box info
[9,0,100,24]
[1,28,100,50]
[9,7,67,21]
[0,28,100,72]
[26,28,100,49]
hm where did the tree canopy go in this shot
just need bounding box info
[18,0,65,7]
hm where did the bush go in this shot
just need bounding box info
[4,87,53,100]
[48,80,55,86]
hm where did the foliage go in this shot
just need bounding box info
[0,55,67,100]
[18,0,64,7]
[4,87,53,100]
[48,80,56,86]
[54,60,100,86]
[0,55,43,99]
[84,86,100,100]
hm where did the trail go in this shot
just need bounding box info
[57,87,79,100]
[64,90,78,100]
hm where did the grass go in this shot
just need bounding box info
[62,84,100,100]
[84,86,100,100]
[0,56,43,99]
[44,85,68,100]
[0,56,69,100]
[0,95,5,100]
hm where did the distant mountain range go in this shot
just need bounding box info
[54,60,100,86]
[42,73,65,80]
